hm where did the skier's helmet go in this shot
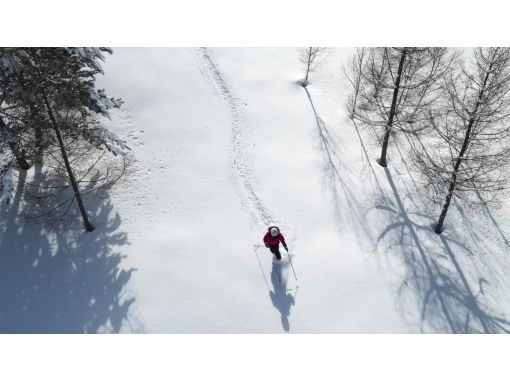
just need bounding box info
[270,227,278,237]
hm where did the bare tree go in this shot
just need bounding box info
[299,47,327,87]
[346,47,452,167]
[413,48,510,233]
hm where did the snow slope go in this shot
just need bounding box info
[2,48,510,333]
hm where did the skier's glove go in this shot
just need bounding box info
[284,245,289,251]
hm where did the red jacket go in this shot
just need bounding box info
[263,226,287,247]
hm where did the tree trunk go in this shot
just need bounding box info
[8,142,31,170]
[379,128,392,167]
[378,48,407,167]
[435,169,458,234]
[0,114,31,170]
[31,104,45,165]
[435,62,493,234]
[43,95,95,232]
[34,126,44,165]
[303,48,312,87]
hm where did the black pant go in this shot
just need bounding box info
[269,245,281,260]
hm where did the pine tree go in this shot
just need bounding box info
[0,49,31,172]
[0,48,126,231]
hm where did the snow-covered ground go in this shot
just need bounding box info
[2,48,510,333]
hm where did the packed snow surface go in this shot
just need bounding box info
[2,48,510,333]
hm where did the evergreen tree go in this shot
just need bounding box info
[0,48,126,231]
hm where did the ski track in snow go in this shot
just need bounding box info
[193,47,278,229]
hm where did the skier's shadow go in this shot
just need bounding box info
[269,261,296,332]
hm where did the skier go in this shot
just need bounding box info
[263,226,288,261]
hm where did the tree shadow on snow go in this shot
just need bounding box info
[371,166,510,333]
[304,87,374,241]
[403,132,510,251]
[0,169,139,333]
[269,261,296,332]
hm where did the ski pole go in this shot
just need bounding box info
[287,250,298,281]
[253,245,270,291]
